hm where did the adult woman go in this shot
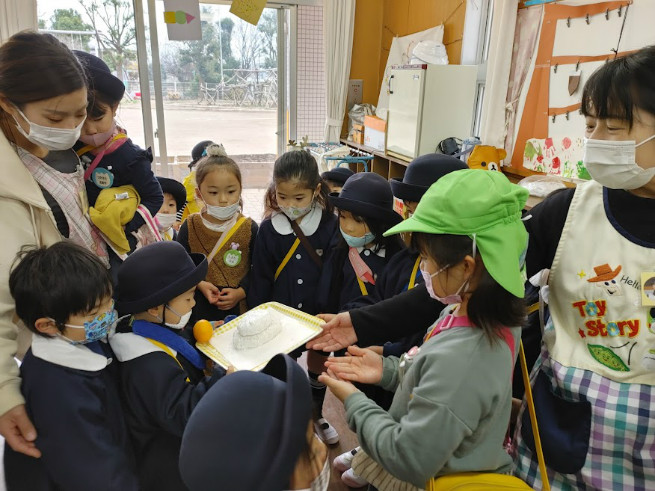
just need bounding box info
[0,31,100,457]
[312,45,655,489]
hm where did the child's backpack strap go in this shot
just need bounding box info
[146,339,190,383]
[275,238,300,281]
[132,320,204,370]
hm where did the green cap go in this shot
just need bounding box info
[384,169,529,298]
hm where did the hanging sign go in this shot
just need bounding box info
[230,0,267,26]
[163,0,202,41]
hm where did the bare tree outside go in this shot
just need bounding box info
[78,0,136,79]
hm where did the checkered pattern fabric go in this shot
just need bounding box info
[20,148,108,265]
[513,347,655,490]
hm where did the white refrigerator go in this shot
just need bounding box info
[386,64,478,161]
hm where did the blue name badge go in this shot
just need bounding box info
[92,168,115,189]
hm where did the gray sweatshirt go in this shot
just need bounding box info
[345,318,519,488]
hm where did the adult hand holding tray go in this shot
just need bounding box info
[195,302,324,371]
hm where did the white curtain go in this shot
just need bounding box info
[323,0,356,142]
[0,0,37,44]
[479,0,518,149]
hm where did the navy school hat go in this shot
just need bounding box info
[157,177,186,213]
[115,241,207,314]
[179,354,312,491]
[329,172,402,225]
[390,153,468,203]
[190,140,215,168]
[73,50,125,102]
[321,166,354,186]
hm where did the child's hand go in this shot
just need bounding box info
[324,345,384,385]
[226,365,237,375]
[319,369,359,402]
[216,287,246,310]
[197,281,220,304]
[367,345,384,355]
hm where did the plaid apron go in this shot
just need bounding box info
[513,181,655,489]
[20,148,109,266]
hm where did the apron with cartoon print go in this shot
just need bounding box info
[514,181,655,490]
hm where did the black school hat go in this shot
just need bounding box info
[179,354,312,491]
[157,177,186,213]
[321,166,354,186]
[390,153,468,203]
[73,50,125,102]
[329,172,402,225]
[115,241,207,314]
[190,140,215,169]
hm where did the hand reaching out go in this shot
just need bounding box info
[324,345,384,385]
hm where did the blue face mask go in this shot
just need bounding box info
[56,305,118,345]
[340,228,375,248]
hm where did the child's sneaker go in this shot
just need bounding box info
[333,446,360,472]
[314,417,339,445]
[341,468,368,488]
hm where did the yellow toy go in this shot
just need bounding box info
[467,145,506,172]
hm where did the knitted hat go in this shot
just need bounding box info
[321,166,354,186]
[88,185,139,255]
[329,172,402,225]
[385,169,529,298]
[179,354,312,491]
[157,177,186,212]
[73,51,125,101]
[390,153,468,202]
[115,241,207,314]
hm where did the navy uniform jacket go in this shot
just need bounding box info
[4,338,139,491]
[248,208,338,315]
[75,139,163,233]
[110,323,225,491]
[348,248,423,308]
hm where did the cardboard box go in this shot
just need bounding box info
[364,115,386,151]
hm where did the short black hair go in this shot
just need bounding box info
[9,241,113,336]
[411,233,525,343]
[581,45,655,128]
[87,89,119,119]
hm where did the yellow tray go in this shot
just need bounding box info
[196,302,324,371]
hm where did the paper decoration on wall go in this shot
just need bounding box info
[568,70,581,95]
[163,0,201,41]
[230,0,267,26]
[524,0,559,6]
[523,136,591,180]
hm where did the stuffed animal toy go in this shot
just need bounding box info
[467,145,506,172]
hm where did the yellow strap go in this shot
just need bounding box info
[275,238,300,281]
[76,133,128,157]
[408,256,421,290]
[356,275,369,296]
[527,302,540,315]
[147,339,190,383]
[217,216,247,254]
[519,340,550,491]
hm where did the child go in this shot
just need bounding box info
[3,241,139,490]
[179,354,330,491]
[319,172,405,314]
[110,241,225,491]
[180,139,216,223]
[176,144,258,322]
[73,51,162,259]
[321,166,354,194]
[156,176,186,241]
[248,150,339,444]
[321,169,528,489]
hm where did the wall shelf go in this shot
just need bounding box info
[339,139,409,181]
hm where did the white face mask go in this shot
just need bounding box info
[583,135,655,190]
[162,304,192,330]
[12,106,84,151]
[206,202,240,221]
[156,213,177,231]
[280,202,314,221]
